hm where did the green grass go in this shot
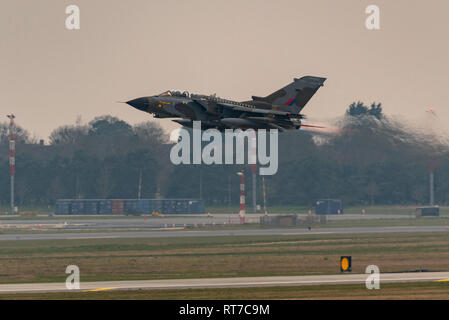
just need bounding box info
[0,205,53,216]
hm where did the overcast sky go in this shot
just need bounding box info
[1,0,448,141]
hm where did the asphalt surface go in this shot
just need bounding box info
[0,214,415,232]
[0,213,412,224]
[0,216,243,230]
[1,225,448,241]
[1,272,448,293]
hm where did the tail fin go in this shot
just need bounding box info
[253,76,326,113]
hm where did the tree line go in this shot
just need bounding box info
[1,104,448,208]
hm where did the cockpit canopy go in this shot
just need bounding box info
[158,90,190,98]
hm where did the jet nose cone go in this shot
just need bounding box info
[126,97,150,111]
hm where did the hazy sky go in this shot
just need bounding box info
[1,0,448,141]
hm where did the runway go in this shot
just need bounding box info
[1,272,448,294]
[0,225,448,241]
[0,213,412,231]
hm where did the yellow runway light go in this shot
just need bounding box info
[340,256,352,272]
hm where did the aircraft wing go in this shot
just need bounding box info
[246,117,325,130]
[191,98,208,109]
[191,97,291,116]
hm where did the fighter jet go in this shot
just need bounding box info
[126,76,326,131]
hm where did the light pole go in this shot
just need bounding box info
[429,164,435,206]
[262,176,268,216]
[7,114,15,215]
[237,170,245,224]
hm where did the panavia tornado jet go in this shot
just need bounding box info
[126,76,326,131]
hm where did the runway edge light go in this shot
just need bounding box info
[340,256,352,272]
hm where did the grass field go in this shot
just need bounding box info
[3,282,449,300]
[1,232,449,285]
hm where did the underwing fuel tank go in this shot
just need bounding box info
[221,118,260,128]
[172,119,221,130]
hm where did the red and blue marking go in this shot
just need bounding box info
[285,98,296,106]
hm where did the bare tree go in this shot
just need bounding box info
[48,124,88,145]
[133,121,167,145]
[0,122,36,144]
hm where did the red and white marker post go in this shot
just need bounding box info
[7,114,15,215]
